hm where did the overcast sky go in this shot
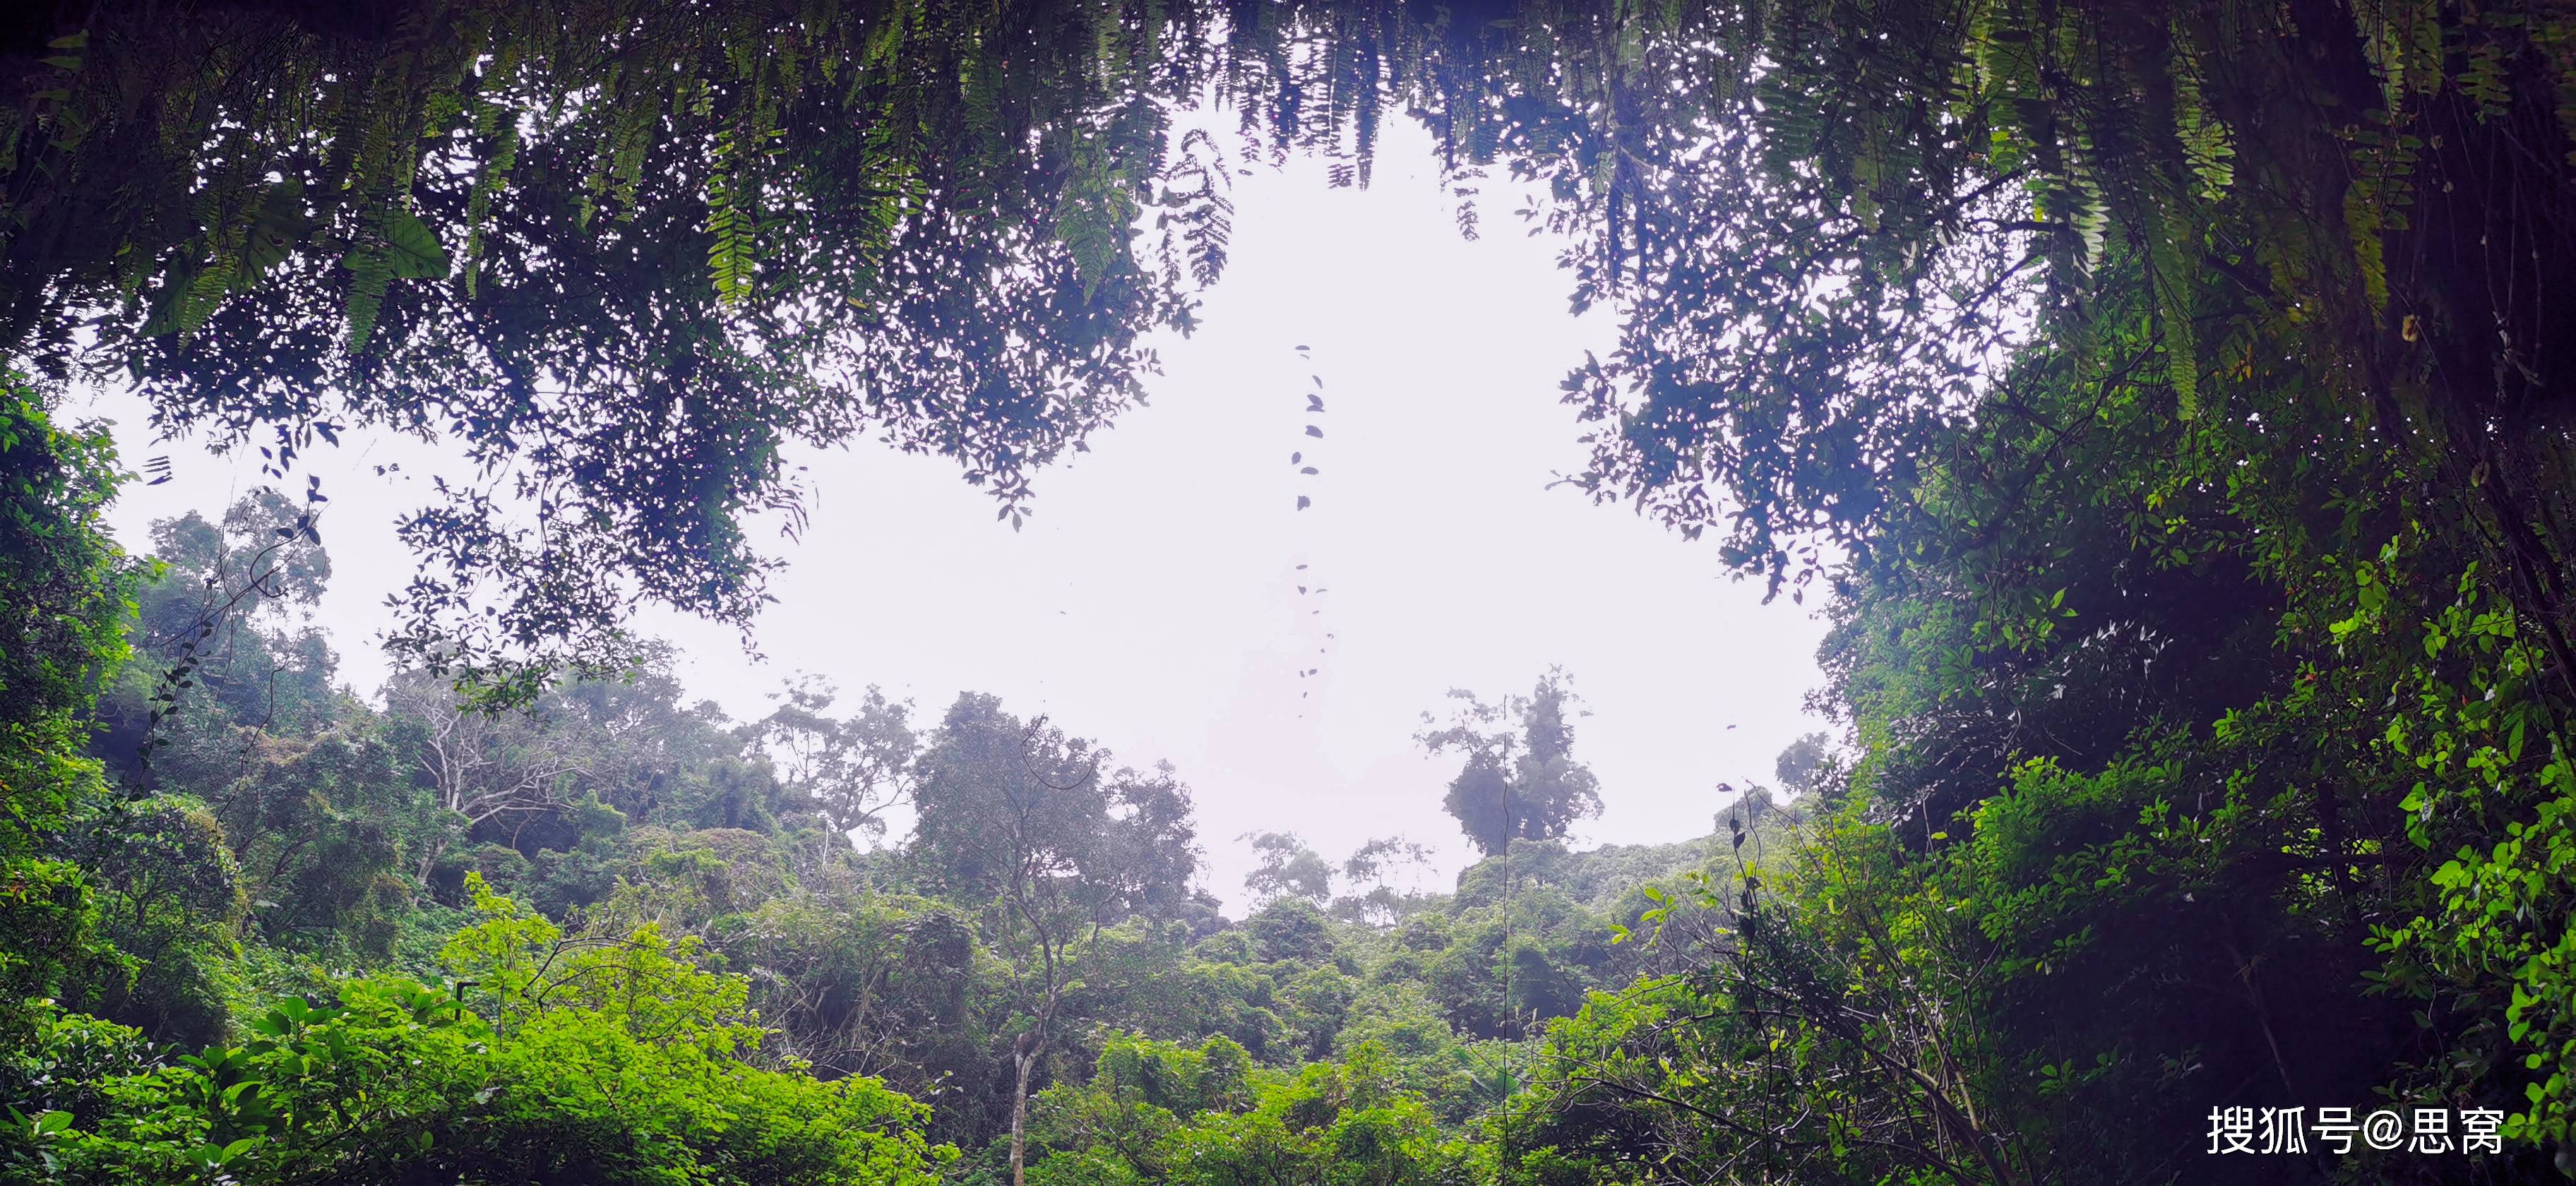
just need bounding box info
[78,116,1832,916]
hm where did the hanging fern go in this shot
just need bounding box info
[1054,126,1140,301]
[2151,208,2202,419]
[341,245,395,354]
[343,208,448,353]
[706,126,757,306]
[2166,21,2235,202]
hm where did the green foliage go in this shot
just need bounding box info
[1246,899,1335,966]
[1421,671,1604,856]
[1241,832,1334,906]
[7,889,951,1185]
[1484,0,2576,1158]
[0,373,134,1046]
[1030,1037,1469,1186]
[0,381,132,835]
[13,614,1670,1179]
[756,677,919,844]
[6,1,2576,1180]
[0,0,1253,697]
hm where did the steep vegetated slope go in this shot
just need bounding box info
[2,495,1758,1181]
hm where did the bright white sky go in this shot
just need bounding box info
[78,117,1831,916]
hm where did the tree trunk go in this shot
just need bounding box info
[1009,1042,1037,1186]
[416,832,448,890]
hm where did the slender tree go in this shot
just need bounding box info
[910,694,1196,1186]
[383,671,588,882]
[1419,670,1603,856]
[1241,832,1332,905]
[754,676,919,852]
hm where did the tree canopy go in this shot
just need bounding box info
[1421,671,1604,856]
